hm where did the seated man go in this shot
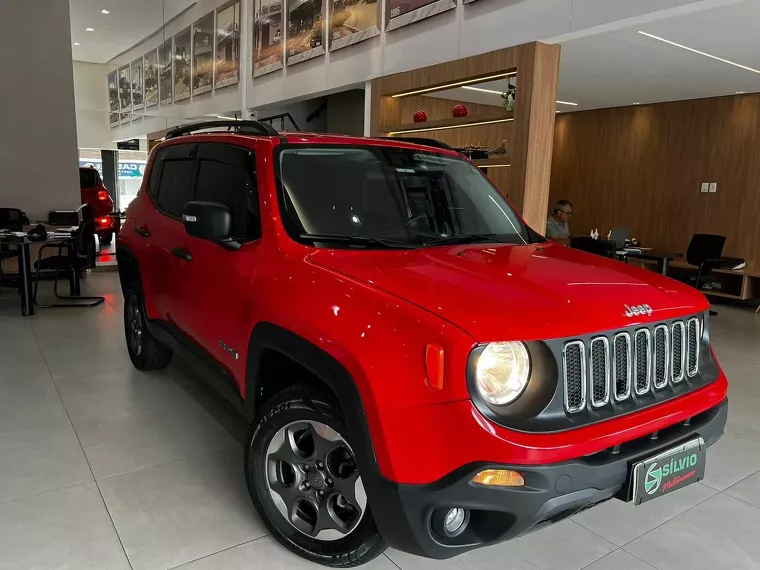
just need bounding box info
[546,199,572,245]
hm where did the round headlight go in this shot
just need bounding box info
[475,342,531,405]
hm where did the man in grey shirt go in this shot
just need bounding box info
[546,199,572,244]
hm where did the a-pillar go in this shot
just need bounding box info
[0,0,81,222]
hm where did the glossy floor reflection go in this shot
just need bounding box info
[1,273,760,569]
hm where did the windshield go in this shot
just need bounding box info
[276,145,531,248]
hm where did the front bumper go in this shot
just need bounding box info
[363,398,727,559]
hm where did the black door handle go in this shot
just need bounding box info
[134,226,150,237]
[172,247,192,262]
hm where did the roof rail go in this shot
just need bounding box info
[164,120,285,141]
[383,136,455,151]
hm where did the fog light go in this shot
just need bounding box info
[471,469,525,487]
[432,507,469,538]
[445,508,465,534]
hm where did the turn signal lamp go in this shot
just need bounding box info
[471,469,525,487]
[425,344,444,390]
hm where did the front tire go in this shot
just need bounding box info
[245,387,386,567]
[123,285,172,371]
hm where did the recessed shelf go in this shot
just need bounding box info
[383,112,514,135]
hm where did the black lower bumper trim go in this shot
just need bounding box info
[363,398,727,559]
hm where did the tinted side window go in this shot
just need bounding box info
[194,147,259,240]
[147,149,165,198]
[157,159,195,217]
[79,168,100,189]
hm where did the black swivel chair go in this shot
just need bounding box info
[570,236,618,259]
[685,234,742,316]
[0,208,26,291]
[32,218,105,308]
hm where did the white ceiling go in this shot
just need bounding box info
[556,0,760,112]
[70,0,196,63]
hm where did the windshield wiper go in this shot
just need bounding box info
[301,233,418,249]
[423,234,508,247]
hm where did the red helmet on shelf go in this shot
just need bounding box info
[413,110,428,123]
[452,104,468,117]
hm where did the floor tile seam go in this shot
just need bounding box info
[92,442,243,483]
[162,533,273,570]
[95,479,136,570]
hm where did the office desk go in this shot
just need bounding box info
[0,233,77,316]
[621,249,679,275]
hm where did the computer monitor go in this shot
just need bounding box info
[609,228,629,249]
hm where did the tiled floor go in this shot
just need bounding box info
[2,273,760,569]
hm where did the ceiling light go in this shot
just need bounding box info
[390,72,517,98]
[633,102,641,105]
[479,164,511,169]
[73,42,80,46]
[462,86,578,107]
[638,31,760,74]
[86,27,95,31]
[101,9,110,14]
[388,117,514,136]
[462,86,504,95]
[736,91,745,94]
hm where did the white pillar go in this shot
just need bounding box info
[0,0,81,221]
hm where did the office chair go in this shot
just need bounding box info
[0,208,26,292]
[32,218,104,308]
[570,236,618,259]
[685,233,739,316]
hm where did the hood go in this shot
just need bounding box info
[308,242,708,342]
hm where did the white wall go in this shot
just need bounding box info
[0,0,80,221]
[74,61,117,150]
[104,0,720,138]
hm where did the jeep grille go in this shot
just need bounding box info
[562,317,701,413]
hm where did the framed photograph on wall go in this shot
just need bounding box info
[130,57,144,112]
[253,0,284,77]
[118,65,131,124]
[174,27,192,101]
[158,39,173,105]
[144,49,159,107]
[329,0,379,51]
[108,71,119,127]
[215,0,241,89]
[286,0,325,65]
[386,0,456,31]
[193,11,215,95]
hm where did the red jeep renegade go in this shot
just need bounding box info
[117,120,728,567]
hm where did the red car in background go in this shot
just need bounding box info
[79,167,120,244]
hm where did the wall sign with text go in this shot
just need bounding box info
[386,0,455,31]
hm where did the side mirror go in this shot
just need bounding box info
[182,201,240,250]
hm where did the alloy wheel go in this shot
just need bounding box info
[266,420,367,541]
[126,293,143,356]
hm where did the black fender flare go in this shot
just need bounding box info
[245,322,377,468]
[115,242,140,290]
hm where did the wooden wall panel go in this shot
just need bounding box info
[549,93,760,271]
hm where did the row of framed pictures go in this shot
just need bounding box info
[109,0,241,126]
[110,0,487,127]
